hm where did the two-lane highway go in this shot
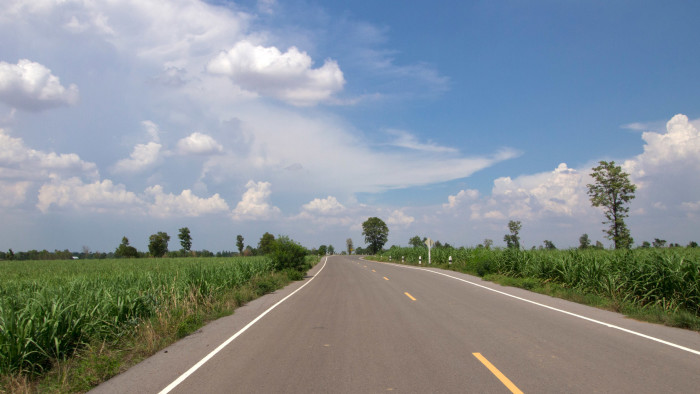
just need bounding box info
[93,255,700,393]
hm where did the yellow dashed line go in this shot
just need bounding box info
[473,353,523,394]
[404,292,416,301]
[383,277,389,281]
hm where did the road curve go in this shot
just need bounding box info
[92,255,700,393]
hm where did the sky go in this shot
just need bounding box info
[1,0,699,253]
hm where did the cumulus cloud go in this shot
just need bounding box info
[387,210,415,227]
[231,180,281,220]
[144,185,229,217]
[112,142,163,173]
[0,59,79,111]
[177,132,223,155]
[443,188,479,209]
[0,180,30,207]
[302,196,345,214]
[37,177,142,213]
[0,128,98,181]
[206,40,345,106]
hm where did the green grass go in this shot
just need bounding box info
[0,256,319,393]
[374,247,700,330]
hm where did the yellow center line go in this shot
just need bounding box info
[383,277,389,281]
[404,292,416,301]
[372,269,376,272]
[473,353,523,394]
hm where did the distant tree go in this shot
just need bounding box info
[148,232,170,257]
[483,239,493,250]
[7,249,15,260]
[578,234,591,249]
[587,161,636,249]
[409,236,424,248]
[652,238,667,248]
[328,245,335,255]
[503,220,522,249]
[669,243,681,248]
[269,235,308,272]
[354,246,368,255]
[594,241,605,250]
[318,245,327,255]
[243,245,254,256]
[362,217,389,255]
[236,235,245,254]
[688,241,698,248]
[640,241,651,248]
[543,240,556,250]
[346,238,354,254]
[178,227,192,253]
[258,232,275,255]
[434,240,443,248]
[115,236,139,258]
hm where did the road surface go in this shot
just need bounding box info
[92,255,700,393]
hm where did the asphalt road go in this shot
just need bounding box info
[92,255,700,393]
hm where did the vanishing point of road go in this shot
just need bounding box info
[92,255,700,393]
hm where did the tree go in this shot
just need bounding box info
[503,220,521,249]
[115,236,138,258]
[640,241,651,248]
[652,238,667,248]
[483,239,493,250]
[346,238,353,254]
[148,232,170,257]
[362,217,389,255]
[318,245,327,255]
[595,240,605,250]
[578,234,591,249]
[258,232,275,255]
[269,235,308,272]
[178,227,192,253]
[543,240,556,250]
[328,245,335,255]
[688,241,698,248]
[408,236,424,248]
[236,235,245,255]
[587,161,636,249]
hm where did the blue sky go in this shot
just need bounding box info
[1,0,699,252]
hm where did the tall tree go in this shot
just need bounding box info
[578,234,591,249]
[362,217,389,254]
[483,239,493,250]
[115,236,138,258]
[346,238,353,255]
[178,227,192,253]
[236,234,245,254]
[503,220,521,249]
[318,245,327,255]
[408,235,424,248]
[258,232,275,255]
[148,232,170,257]
[328,245,335,255]
[587,161,636,249]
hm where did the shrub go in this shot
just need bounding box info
[268,236,308,272]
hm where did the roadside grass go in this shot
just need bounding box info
[0,257,319,393]
[369,248,700,333]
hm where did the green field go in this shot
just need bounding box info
[0,256,314,381]
[377,247,700,324]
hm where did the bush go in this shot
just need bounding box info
[268,236,308,272]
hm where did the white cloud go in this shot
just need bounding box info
[231,180,280,220]
[144,185,229,217]
[302,196,345,214]
[206,40,345,106]
[37,177,142,213]
[0,180,30,207]
[0,128,98,181]
[0,59,79,111]
[177,132,223,155]
[112,142,162,173]
[443,188,479,209]
[387,210,414,227]
[385,129,457,153]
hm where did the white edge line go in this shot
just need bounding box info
[158,256,329,394]
[368,258,700,356]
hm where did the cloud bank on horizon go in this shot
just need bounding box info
[0,0,698,251]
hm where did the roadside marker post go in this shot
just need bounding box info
[419,256,422,265]
[449,255,452,265]
[389,256,392,262]
[402,256,404,263]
